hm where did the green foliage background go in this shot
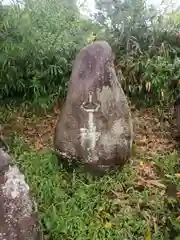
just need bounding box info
[1,1,180,239]
[1,0,180,109]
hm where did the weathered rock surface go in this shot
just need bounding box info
[0,138,43,240]
[54,40,133,173]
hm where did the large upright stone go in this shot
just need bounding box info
[0,138,43,240]
[54,41,133,173]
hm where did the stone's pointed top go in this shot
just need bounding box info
[87,40,111,47]
[78,41,112,62]
[80,40,112,53]
[70,40,115,92]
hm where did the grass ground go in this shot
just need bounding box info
[0,105,180,240]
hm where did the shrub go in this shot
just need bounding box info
[0,0,99,109]
[94,0,180,106]
[1,0,180,109]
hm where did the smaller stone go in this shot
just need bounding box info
[0,138,43,240]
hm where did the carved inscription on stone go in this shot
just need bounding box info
[80,91,100,162]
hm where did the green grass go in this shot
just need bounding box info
[6,133,180,240]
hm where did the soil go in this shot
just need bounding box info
[1,106,177,155]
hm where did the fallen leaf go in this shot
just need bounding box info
[145,227,152,240]
[138,162,157,180]
[176,192,180,198]
[138,177,166,189]
[175,173,180,179]
[35,141,43,151]
[146,180,166,189]
[176,216,180,220]
[104,222,112,229]
[139,161,144,166]
[145,81,151,92]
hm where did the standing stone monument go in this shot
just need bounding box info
[0,138,43,239]
[54,40,133,174]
